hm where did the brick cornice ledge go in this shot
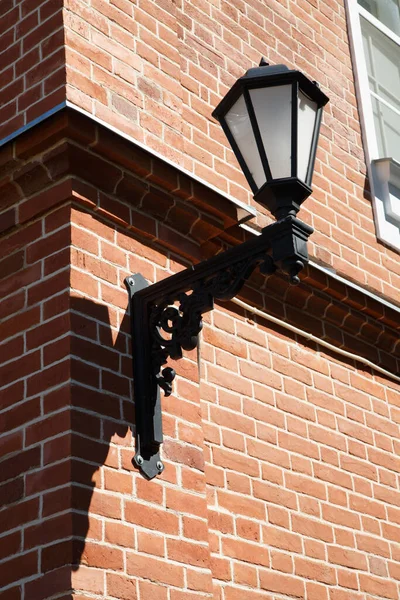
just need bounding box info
[0,107,254,260]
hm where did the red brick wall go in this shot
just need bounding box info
[0,0,65,140]
[66,197,400,600]
[201,306,400,600]
[69,204,215,599]
[0,124,399,599]
[65,194,400,600]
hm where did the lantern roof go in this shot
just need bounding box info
[212,60,329,121]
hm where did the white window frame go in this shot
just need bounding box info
[345,0,400,251]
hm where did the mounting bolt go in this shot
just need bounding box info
[127,278,135,286]
[156,461,164,472]
[135,454,144,466]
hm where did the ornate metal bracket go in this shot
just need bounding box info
[125,215,313,479]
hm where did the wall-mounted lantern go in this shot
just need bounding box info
[213,59,328,220]
[125,60,329,479]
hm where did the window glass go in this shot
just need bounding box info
[361,15,400,161]
[358,0,400,35]
[371,98,400,160]
[350,0,400,249]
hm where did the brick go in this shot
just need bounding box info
[167,539,210,568]
[24,514,72,550]
[212,447,259,477]
[253,480,297,509]
[222,538,270,567]
[126,553,184,587]
[260,570,305,597]
[263,525,302,553]
[0,446,40,484]
[224,587,267,600]
[125,500,179,534]
[211,404,256,435]
[27,359,70,396]
[19,180,72,225]
[279,432,320,461]
[0,430,23,459]
[0,552,38,589]
[218,490,265,520]
[163,439,204,470]
[356,533,390,558]
[81,542,124,571]
[328,546,368,570]
[0,307,40,344]
[349,494,386,519]
[322,505,361,530]
[24,567,71,600]
[183,516,209,542]
[106,573,137,600]
[1,4,400,600]
[340,454,377,481]
[137,530,165,557]
[291,513,334,543]
[208,510,234,535]
[313,463,352,489]
[71,566,105,595]
[295,556,336,584]
[26,313,70,351]
[28,271,69,306]
[0,530,21,561]
[87,489,121,519]
[26,460,70,496]
[104,521,134,548]
[359,573,398,599]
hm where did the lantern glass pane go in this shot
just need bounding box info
[297,91,318,181]
[249,84,292,179]
[225,94,266,189]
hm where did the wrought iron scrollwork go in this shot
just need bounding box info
[147,251,276,404]
[125,214,313,478]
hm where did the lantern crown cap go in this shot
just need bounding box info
[243,62,290,80]
[212,60,329,122]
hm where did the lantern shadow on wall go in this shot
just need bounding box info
[125,60,329,479]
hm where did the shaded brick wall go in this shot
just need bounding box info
[0,202,71,598]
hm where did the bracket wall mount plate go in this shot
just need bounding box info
[125,215,313,479]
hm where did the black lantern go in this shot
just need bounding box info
[212,60,329,220]
[125,61,329,479]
